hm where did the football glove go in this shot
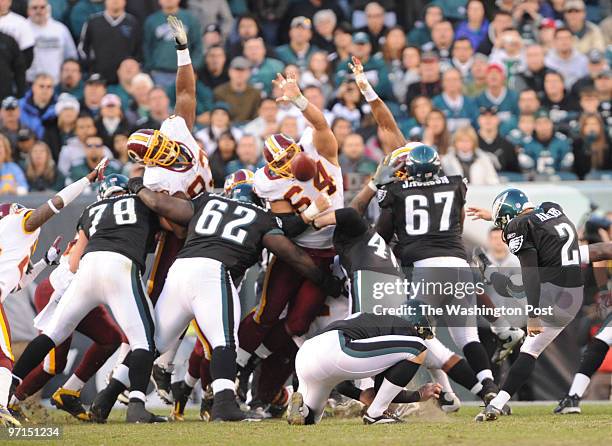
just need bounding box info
[371,156,404,188]
[44,236,63,266]
[167,15,188,49]
[128,177,145,195]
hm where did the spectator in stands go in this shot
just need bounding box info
[134,86,170,129]
[43,92,79,160]
[542,71,580,129]
[357,2,388,54]
[441,125,500,185]
[391,45,420,104]
[244,37,284,97]
[523,109,572,174]
[0,96,27,153]
[209,131,237,187]
[67,134,119,186]
[199,45,229,90]
[489,28,526,87]
[58,113,98,174]
[506,113,536,156]
[571,49,609,96]
[311,9,336,53]
[78,0,142,85]
[301,51,333,103]
[69,0,104,41]
[125,72,153,126]
[0,0,34,67]
[251,1,288,46]
[400,95,432,138]
[26,0,76,85]
[226,134,265,173]
[407,3,442,47]
[382,26,406,71]
[196,102,242,154]
[516,44,547,94]
[513,0,543,42]
[278,115,299,141]
[499,88,541,136]
[573,113,612,179]
[455,0,489,50]
[276,16,318,70]
[476,63,519,124]
[112,132,132,175]
[19,72,56,139]
[107,58,141,109]
[331,81,364,129]
[227,14,261,60]
[0,30,25,101]
[537,18,557,51]
[187,0,233,41]
[433,68,478,132]
[464,53,488,97]
[544,27,589,89]
[451,37,474,80]
[24,140,64,191]
[55,59,83,100]
[477,106,520,172]
[96,93,130,149]
[328,22,352,70]
[143,0,203,86]
[214,56,261,123]
[0,132,27,195]
[303,84,334,124]
[594,70,611,106]
[14,128,36,168]
[339,132,377,175]
[422,108,450,155]
[80,73,107,118]
[405,51,441,110]
[331,117,351,149]
[423,20,454,67]
[563,0,605,54]
[243,98,278,140]
[167,74,213,126]
[476,10,512,55]
[202,23,223,51]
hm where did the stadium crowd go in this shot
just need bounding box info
[0,0,612,197]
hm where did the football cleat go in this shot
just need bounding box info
[0,404,21,427]
[170,381,192,421]
[126,400,167,423]
[483,403,502,421]
[268,387,289,418]
[89,387,117,424]
[437,391,461,413]
[8,401,29,423]
[151,364,173,404]
[479,378,499,405]
[200,385,214,421]
[287,391,305,425]
[491,327,525,364]
[117,389,130,405]
[363,410,404,424]
[211,390,253,422]
[51,388,91,422]
[554,394,581,414]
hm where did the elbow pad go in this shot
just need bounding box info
[276,213,309,238]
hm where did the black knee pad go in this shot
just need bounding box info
[578,338,609,377]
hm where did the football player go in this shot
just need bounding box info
[0,160,107,427]
[236,71,344,373]
[11,174,166,423]
[127,174,342,421]
[9,230,125,422]
[126,15,214,402]
[467,189,584,421]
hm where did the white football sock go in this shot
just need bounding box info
[129,390,146,402]
[568,373,590,398]
[184,371,198,388]
[366,378,402,418]
[62,374,85,392]
[113,363,130,388]
[0,367,12,406]
[254,344,273,360]
[236,347,252,368]
[477,369,494,382]
[490,390,511,410]
[114,343,131,367]
[211,378,235,394]
[430,368,453,393]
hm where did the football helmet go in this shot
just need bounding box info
[389,142,425,180]
[263,133,301,178]
[223,169,262,206]
[0,202,26,219]
[402,299,434,340]
[405,144,440,182]
[98,174,129,200]
[127,129,193,171]
[491,188,534,231]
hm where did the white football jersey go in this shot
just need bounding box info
[143,115,214,198]
[48,235,79,295]
[254,128,344,249]
[0,208,40,301]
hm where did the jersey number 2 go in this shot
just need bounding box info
[195,199,257,244]
[554,222,579,266]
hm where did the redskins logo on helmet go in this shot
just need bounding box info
[127,128,193,171]
[0,202,26,220]
[389,142,425,180]
[263,133,301,178]
[223,169,255,196]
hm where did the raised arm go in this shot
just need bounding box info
[128,177,195,226]
[349,155,404,215]
[274,73,338,165]
[24,159,108,233]
[168,15,196,130]
[349,57,406,153]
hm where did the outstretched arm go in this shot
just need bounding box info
[128,177,195,226]
[349,57,406,153]
[168,15,196,129]
[349,156,404,215]
[24,159,108,233]
[274,73,338,165]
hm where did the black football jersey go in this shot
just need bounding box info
[79,194,160,273]
[177,193,283,280]
[334,226,400,276]
[377,175,467,264]
[504,202,582,287]
[322,312,419,339]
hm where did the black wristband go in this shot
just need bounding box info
[175,41,188,50]
[128,177,145,195]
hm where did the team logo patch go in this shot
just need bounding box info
[376,188,387,203]
[508,235,524,254]
[275,217,283,228]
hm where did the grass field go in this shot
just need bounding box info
[4,402,611,446]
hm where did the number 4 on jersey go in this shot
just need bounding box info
[367,232,398,268]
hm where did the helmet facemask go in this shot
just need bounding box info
[128,130,192,171]
[268,142,301,179]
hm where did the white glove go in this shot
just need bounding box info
[168,15,188,47]
[44,236,63,266]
